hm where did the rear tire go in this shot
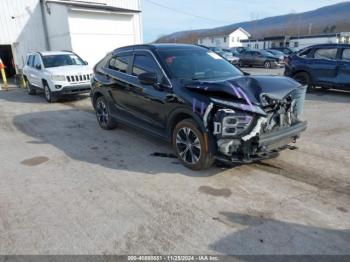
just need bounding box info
[95,96,117,130]
[293,72,315,92]
[25,78,36,95]
[172,119,214,171]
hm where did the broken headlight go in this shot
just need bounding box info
[213,109,253,137]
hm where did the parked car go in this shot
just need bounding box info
[223,48,240,65]
[231,47,251,54]
[284,44,350,91]
[270,47,298,56]
[23,51,92,102]
[266,49,286,60]
[239,50,284,68]
[205,46,239,65]
[91,44,307,170]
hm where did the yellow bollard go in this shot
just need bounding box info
[0,59,8,91]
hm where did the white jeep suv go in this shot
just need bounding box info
[23,51,92,102]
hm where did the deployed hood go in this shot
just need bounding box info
[45,65,92,75]
[185,75,301,106]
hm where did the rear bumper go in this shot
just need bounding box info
[54,84,91,95]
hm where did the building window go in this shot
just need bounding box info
[232,37,235,42]
[255,43,259,49]
[294,42,299,48]
[237,37,240,42]
[224,37,227,43]
[271,43,276,48]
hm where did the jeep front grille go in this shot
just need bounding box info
[66,74,91,83]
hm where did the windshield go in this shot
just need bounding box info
[42,54,85,68]
[158,49,243,80]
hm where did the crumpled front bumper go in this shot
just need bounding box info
[215,121,307,163]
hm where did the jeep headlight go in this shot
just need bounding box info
[51,75,66,82]
[213,109,253,137]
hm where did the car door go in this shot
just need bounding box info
[337,48,350,87]
[127,51,171,132]
[310,47,338,85]
[103,51,135,119]
[242,51,253,65]
[31,54,44,88]
[253,51,264,66]
[25,55,35,85]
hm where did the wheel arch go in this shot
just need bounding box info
[166,108,206,142]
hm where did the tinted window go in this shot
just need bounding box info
[33,55,41,68]
[314,48,337,60]
[159,49,243,80]
[42,54,85,68]
[132,55,159,77]
[109,55,129,73]
[342,49,350,61]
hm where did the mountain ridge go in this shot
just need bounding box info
[155,2,350,43]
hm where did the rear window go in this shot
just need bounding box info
[342,49,350,61]
[109,55,129,73]
[314,48,337,60]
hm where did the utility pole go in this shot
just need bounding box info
[308,23,313,35]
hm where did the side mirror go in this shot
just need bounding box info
[138,72,157,86]
[84,61,88,65]
[243,71,250,76]
[35,64,41,70]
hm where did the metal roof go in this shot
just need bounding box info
[45,0,141,13]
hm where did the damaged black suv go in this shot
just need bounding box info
[91,44,307,170]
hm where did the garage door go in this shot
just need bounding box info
[68,10,137,66]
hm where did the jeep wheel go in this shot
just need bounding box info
[95,96,117,130]
[293,72,315,92]
[26,79,36,95]
[264,61,272,69]
[172,119,214,171]
[44,83,57,103]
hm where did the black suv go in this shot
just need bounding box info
[91,44,307,170]
[285,44,350,91]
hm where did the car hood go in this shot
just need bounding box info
[185,75,301,106]
[45,65,92,75]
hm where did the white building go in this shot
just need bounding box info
[197,27,251,49]
[241,32,350,50]
[0,0,143,76]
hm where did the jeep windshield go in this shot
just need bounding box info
[42,54,85,68]
[158,49,243,80]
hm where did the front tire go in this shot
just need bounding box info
[95,96,117,130]
[25,78,36,95]
[264,61,272,69]
[172,119,214,171]
[44,83,57,103]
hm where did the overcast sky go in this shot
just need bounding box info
[141,0,348,42]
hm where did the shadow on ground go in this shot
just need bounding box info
[0,88,89,104]
[209,212,350,255]
[12,109,229,177]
